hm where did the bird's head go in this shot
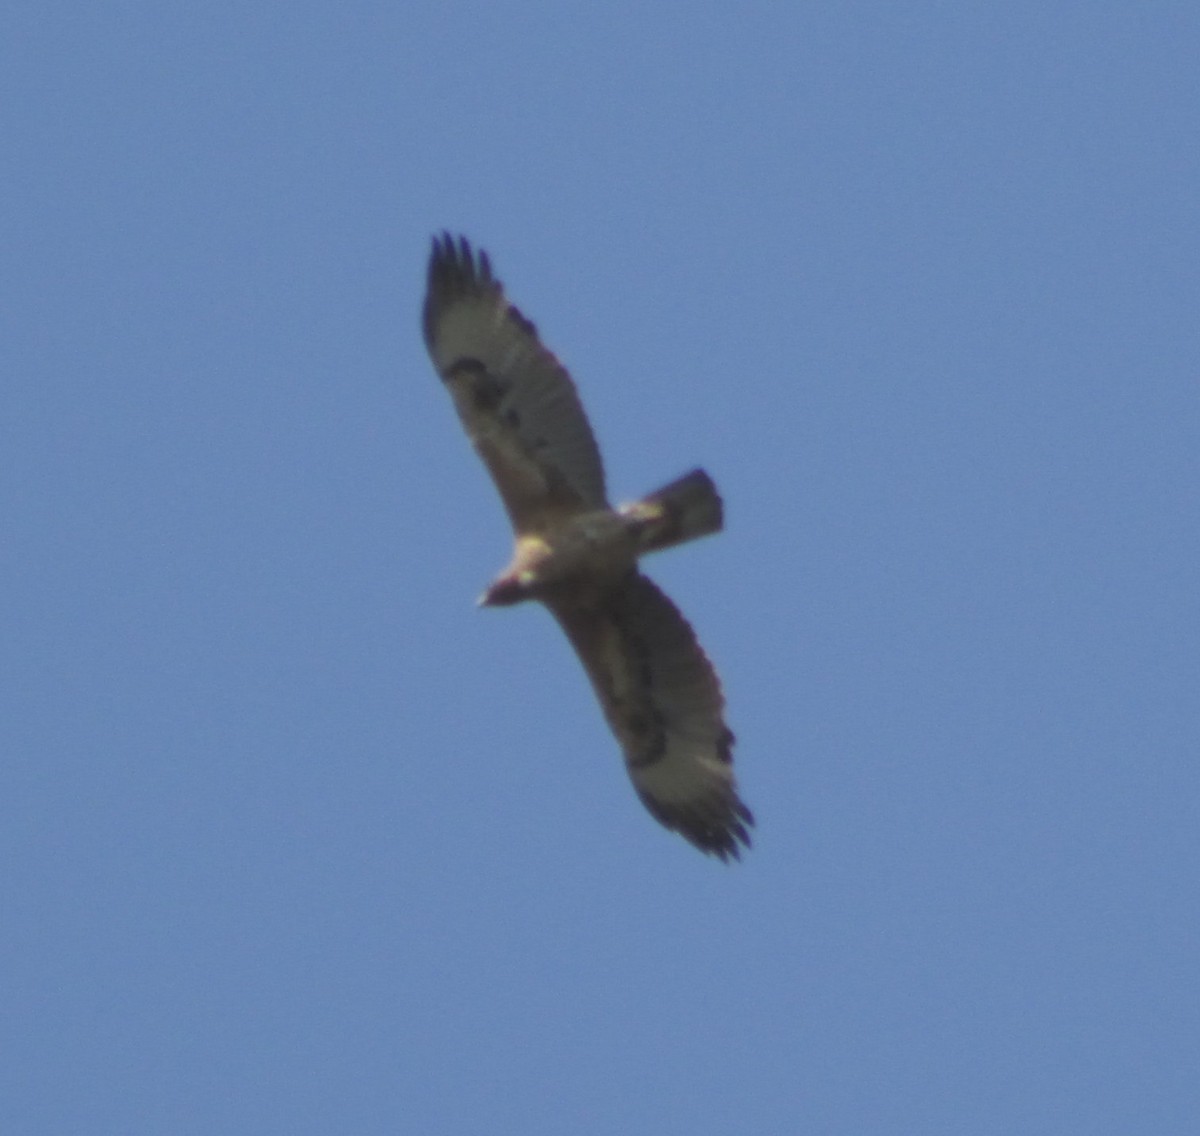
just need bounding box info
[477,572,531,607]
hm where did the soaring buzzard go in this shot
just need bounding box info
[422,234,753,860]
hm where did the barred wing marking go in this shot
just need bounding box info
[549,574,753,860]
[423,234,607,532]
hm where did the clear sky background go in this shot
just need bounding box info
[3,4,1197,1133]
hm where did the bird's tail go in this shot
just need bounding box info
[620,469,724,556]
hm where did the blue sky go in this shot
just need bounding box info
[3,3,1197,1133]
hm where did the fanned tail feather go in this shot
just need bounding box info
[620,469,723,556]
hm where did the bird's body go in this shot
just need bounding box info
[422,234,753,859]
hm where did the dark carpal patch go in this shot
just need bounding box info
[446,358,508,413]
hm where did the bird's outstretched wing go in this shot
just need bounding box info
[423,234,607,533]
[549,573,753,860]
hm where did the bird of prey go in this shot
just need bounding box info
[422,234,753,860]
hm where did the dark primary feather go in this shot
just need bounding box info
[422,234,499,350]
